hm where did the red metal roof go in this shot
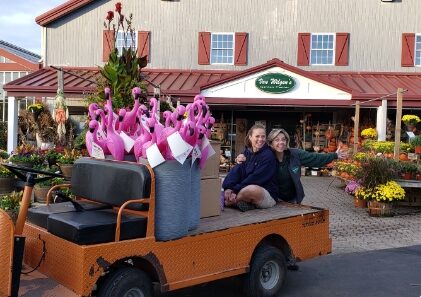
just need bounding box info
[3,66,235,99]
[5,61,421,107]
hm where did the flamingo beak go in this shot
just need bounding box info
[189,127,194,136]
[118,115,124,121]
[95,115,100,121]
[89,128,95,133]
[177,114,183,121]
[199,133,204,139]
[150,127,155,133]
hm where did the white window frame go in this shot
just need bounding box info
[310,33,335,66]
[415,34,421,66]
[115,31,137,56]
[210,32,235,65]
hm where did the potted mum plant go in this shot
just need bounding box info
[399,161,418,180]
[354,157,402,216]
[9,144,44,168]
[0,166,15,195]
[361,128,377,140]
[33,165,65,203]
[57,149,82,179]
[402,114,421,132]
[0,191,24,223]
[410,135,421,154]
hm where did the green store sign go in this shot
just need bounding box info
[255,73,296,94]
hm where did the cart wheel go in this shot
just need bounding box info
[97,267,152,297]
[243,244,287,297]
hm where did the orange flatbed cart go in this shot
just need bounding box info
[0,159,331,297]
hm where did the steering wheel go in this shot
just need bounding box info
[1,163,64,185]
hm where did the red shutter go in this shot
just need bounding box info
[401,33,415,67]
[234,32,248,65]
[102,30,115,62]
[335,33,349,66]
[297,33,310,66]
[198,32,211,65]
[137,31,150,62]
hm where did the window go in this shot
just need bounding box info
[210,33,234,64]
[415,35,421,66]
[310,34,335,65]
[115,31,137,55]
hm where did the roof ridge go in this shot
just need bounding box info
[0,40,41,59]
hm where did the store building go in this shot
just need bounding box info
[5,0,421,156]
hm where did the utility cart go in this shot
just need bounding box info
[0,158,331,297]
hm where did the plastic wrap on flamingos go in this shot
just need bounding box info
[154,160,191,241]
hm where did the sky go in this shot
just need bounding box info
[0,0,65,55]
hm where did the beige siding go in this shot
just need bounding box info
[45,0,421,72]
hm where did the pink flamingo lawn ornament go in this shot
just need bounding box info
[205,116,215,138]
[149,97,164,138]
[89,119,110,155]
[85,120,95,156]
[104,87,118,128]
[120,87,141,133]
[159,105,186,160]
[104,105,125,161]
[141,118,160,159]
[162,111,173,128]
[95,109,108,136]
[88,103,99,120]
[116,109,126,134]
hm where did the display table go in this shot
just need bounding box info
[395,179,421,206]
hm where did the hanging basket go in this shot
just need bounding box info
[367,201,392,217]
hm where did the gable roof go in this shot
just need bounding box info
[36,0,95,26]
[0,40,40,63]
[201,58,354,95]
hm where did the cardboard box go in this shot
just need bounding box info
[200,141,221,179]
[200,178,221,218]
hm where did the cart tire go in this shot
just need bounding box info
[243,244,287,297]
[97,267,152,297]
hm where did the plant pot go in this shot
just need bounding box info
[402,172,413,180]
[354,197,367,208]
[33,186,51,203]
[415,146,421,154]
[59,164,73,179]
[0,177,15,195]
[367,201,392,217]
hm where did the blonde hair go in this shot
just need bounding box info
[245,124,266,148]
[267,129,290,148]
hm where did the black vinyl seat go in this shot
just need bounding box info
[47,209,147,245]
[41,158,152,245]
[27,201,110,229]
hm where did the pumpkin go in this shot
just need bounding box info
[399,153,409,161]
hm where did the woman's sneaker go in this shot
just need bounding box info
[236,201,256,212]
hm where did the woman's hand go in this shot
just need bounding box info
[336,142,349,160]
[235,154,246,164]
[224,189,237,206]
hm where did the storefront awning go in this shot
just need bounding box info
[4,59,421,107]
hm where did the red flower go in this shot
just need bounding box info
[106,11,114,21]
[115,2,122,13]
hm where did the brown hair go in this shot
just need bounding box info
[244,124,266,148]
[267,128,290,148]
